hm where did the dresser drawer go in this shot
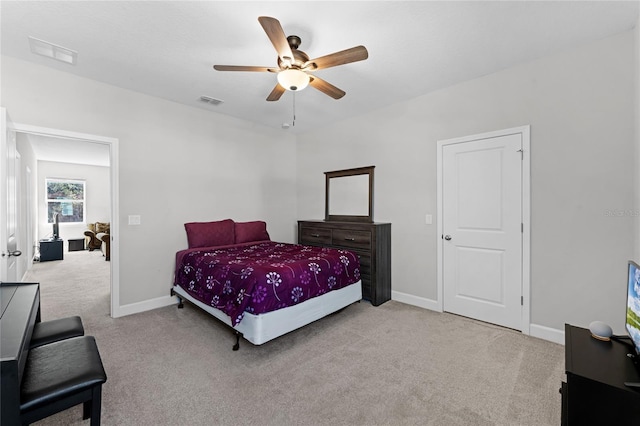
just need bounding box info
[361,280,372,300]
[331,229,372,250]
[356,254,371,269]
[299,226,332,245]
[355,254,371,277]
[360,271,371,287]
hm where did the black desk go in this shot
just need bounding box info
[40,238,63,261]
[562,324,640,425]
[0,282,41,425]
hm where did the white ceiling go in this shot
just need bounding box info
[1,1,639,136]
[25,133,110,167]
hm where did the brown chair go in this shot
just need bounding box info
[98,233,110,261]
[84,222,110,261]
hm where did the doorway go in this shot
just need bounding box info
[9,120,120,317]
[437,126,530,333]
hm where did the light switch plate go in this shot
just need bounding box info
[425,214,433,225]
[128,215,141,225]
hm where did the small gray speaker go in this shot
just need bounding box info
[589,321,613,341]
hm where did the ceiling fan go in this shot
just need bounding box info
[213,16,368,101]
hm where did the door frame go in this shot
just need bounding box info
[436,125,531,334]
[15,151,23,280]
[10,121,120,318]
[1,108,18,281]
[25,165,33,272]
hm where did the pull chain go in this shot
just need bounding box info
[292,91,296,127]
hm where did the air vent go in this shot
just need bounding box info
[199,96,224,106]
[28,36,77,65]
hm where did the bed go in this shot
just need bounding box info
[171,219,362,349]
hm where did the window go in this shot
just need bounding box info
[46,179,85,223]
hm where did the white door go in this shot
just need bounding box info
[0,108,21,282]
[442,132,523,330]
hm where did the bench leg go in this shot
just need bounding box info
[91,385,102,426]
[83,399,90,419]
[82,385,102,425]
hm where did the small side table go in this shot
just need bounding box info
[68,238,85,252]
[40,239,63,262]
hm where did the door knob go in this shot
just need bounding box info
[2,250,22,257]
[444,235,452,241]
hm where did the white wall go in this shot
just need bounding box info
[1,55,297,309]
[297,31,636,338]
[35,160,110,241]
[635,16,640,262]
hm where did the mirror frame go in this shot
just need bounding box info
[324,166,374,222]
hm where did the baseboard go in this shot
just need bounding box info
[530,323,565,345]
[391,290,441,312]
[113,294,177,318]
[112,289,566,345]
[392,290,565,345]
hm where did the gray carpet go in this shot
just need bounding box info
[24,249,565,425]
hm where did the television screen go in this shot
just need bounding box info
[626,260,640,355]
[52,213,60,239]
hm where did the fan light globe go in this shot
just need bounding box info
[277,69,310,91]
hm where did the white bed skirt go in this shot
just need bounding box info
[172,281,362,345]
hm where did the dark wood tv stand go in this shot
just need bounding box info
[39,238,63,262]
[562,324,640,425]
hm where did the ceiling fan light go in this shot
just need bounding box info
[277,69,310,91]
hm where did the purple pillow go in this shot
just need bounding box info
[235,221,270,244]
[184,219,235,248]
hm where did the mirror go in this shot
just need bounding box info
[325,166,374,222]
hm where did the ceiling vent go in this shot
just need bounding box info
[199,96,224,106]
[28,36,77,65]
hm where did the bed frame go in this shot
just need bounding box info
[171,281,362,350]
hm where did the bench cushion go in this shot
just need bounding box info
[30,316,84,349]
[21,336,107,411]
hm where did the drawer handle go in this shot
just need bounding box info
[311,234,320,238]
[344,237,355,241]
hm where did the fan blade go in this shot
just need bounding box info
[266,84,285,102]
[304,46,368,70]
[258,16,294,64]
[309,76,346,99]
[213,65,277,72]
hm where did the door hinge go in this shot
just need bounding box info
[521,223,524,233]
[517,148,523,160]
[521,296,524,306]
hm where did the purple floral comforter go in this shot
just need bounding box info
[174,241,361,326]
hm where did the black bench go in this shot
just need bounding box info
[20,336,107,426]
[30,316,84,349]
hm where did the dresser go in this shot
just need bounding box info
[297,220,391,306]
